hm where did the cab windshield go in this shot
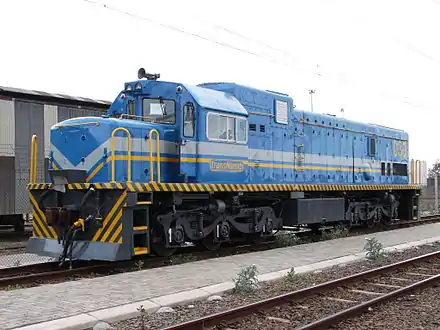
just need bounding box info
[142,98,176,124]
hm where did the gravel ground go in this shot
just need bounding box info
[223,259,440,329]
[335,285,440,330]
[0,240,28,250]
[0,246,27,256]
[110,241,440,330]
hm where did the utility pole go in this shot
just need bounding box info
[435,175,439,214]
[308,89,315,112]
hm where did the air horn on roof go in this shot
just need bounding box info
[137,68,160,81]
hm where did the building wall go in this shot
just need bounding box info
[0,99,15,157]
[0,156,15,214]
[14,100,45,214]
[0,87,110,216]
[57,105,104,122]
[44,104,57,157]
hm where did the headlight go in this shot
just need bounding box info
[125,84,133,91]
[135,82,142,91]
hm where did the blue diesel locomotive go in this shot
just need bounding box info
[26,69,420,261]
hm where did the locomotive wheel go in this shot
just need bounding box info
[150,227,177,257]
[378,208,392,229]
[195,234,222,251]
[380,216,393,229]
[366,217,375,229]
[334,221,351,234]
[308,224,321,237]
[245,233,273,245]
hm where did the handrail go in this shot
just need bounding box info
[54,122,100,129]
[119,113,155,121]
[149,129,161,182]
[111,127,132,183]
[30,135,38,183]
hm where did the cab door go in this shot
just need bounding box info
[179,102,197,182]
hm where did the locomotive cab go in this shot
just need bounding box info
[106,69,250,184]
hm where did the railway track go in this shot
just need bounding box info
[1,215,439,290]
[394,214,440,227]
[0,228,32,239]
[162,250,440,330]
[0,243,27,253]
[0,240,280,289]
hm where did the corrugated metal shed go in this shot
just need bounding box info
[0,157,15,213]
[0,85,111,217]
[58,105,106,122]
[0,86,111,107]
[14,100,45,214]
[0,99,15,157]
[44,104,58,157]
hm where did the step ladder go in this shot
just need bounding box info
[132,197,151,256]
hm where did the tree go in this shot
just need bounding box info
[428,159,440,178]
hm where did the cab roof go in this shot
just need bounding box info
[184,84,248,116]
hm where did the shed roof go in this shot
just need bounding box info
[0,85,111,108]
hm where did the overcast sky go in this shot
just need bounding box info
[1,0,439,167]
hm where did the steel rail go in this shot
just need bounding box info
[298,273,440,330]
[0,261,118,288]
[163,250,440,330]
[1,216,439,289]
[0,240,280,288]
[0,245,27,255]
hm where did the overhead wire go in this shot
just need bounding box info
[187,15,298,60]
[186,6,440,104]
[81,0,305,71]
[79,0,370,88]
[80,0,440,110]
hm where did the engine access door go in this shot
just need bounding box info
[179,102,197,181]
[293,112,305,183]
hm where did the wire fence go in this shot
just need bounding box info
[420,197,439,216]
[0,233,54,270]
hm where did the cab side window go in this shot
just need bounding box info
[127,100,135,117]
[183,102,195,138]
[207,112,247,144]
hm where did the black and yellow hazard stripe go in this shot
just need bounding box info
[66,182,126,190]
[28,182,126,190]
[29,181,422,192]
[27,183,53,190]
[29,193,58,239]
[91,191,126,244]
[122,182,421,192]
